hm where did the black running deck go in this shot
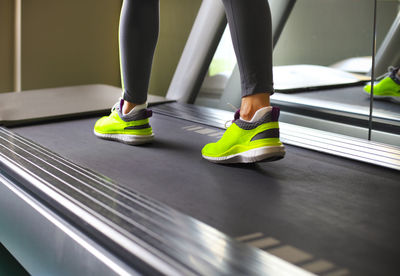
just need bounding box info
[11,107,400,276]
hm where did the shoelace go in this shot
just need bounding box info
[111,98,123,112]
[224,103,241,129]
[376,66,399,81]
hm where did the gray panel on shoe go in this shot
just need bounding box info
[250,128,280,141]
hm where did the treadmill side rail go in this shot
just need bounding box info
[0,173,139,276]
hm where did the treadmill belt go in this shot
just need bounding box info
[12,113,400,276]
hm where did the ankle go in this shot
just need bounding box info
[122,101,137,115]
[240,106,264,121]
[240,93,271,120]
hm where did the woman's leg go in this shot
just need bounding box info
[119,0,160,114]
[202,0,285,163]
[94,0,158,144]
[221,0,273,120]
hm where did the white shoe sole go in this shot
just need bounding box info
[372,95,400,103]
[202,145,286,164]
[94,130,154,145]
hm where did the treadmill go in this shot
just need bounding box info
[1,1,400,275]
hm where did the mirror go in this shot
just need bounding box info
[371,2,400,146]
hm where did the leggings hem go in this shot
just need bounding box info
[123,90,147,104]
[242,85,274,97]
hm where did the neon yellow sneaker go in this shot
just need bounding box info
[94,99,154,145]
[202,107,285,163]
[364,67,400,103]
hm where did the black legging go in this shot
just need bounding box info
[120,0,273,104]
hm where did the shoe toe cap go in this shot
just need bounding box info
[94,116,108,131]
[201,142,216,156]
[363,84,371,93]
